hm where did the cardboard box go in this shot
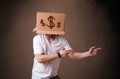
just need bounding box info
[33,12,66,35]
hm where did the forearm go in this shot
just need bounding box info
[68,51,90,60]
[68,47,102,60]
[35,53,59,63]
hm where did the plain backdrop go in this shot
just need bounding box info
[0,0,119,79]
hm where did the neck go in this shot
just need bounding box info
[45,34,57,43]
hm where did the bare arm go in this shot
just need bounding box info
[35,53,58,63]
[35,48,69,63]
[68,46,102,60]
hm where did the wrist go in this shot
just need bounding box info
[57,52,61,58]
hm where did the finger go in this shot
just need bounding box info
[93,47,102,54]
[91,46,96,49]
[90,46,96,50]
[89,46,96,54]
[90,49,98,55]
[97,47,102,50]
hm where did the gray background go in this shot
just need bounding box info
[0,0,119,79]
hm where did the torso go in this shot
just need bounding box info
[32,34,72,79]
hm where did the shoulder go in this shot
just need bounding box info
[33,34,44,42]
[57,35,68,42]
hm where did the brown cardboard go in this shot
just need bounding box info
[33,12,66,35]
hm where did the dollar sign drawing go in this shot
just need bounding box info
[47,16,55,29]
[57,22,61,28]
[40,19,46,27]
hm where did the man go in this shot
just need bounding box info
[32,12,102,79]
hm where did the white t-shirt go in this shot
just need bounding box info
[32,34,72,79]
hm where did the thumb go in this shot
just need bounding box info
[61,48,65,50]
[89,46,96,54]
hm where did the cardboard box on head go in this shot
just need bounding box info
[33,12,66,35]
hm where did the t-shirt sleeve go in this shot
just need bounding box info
[33,35,43,55]
[63,38,72,50]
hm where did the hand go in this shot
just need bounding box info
[87,46,102,56]
[59,48,73,58]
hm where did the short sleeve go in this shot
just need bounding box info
[63,38,72,50]
[33,35,43,54]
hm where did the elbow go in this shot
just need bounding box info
[38,60,44,63]
[35,54,47,63]
[68,53,81,60]
[36,57,46,63]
